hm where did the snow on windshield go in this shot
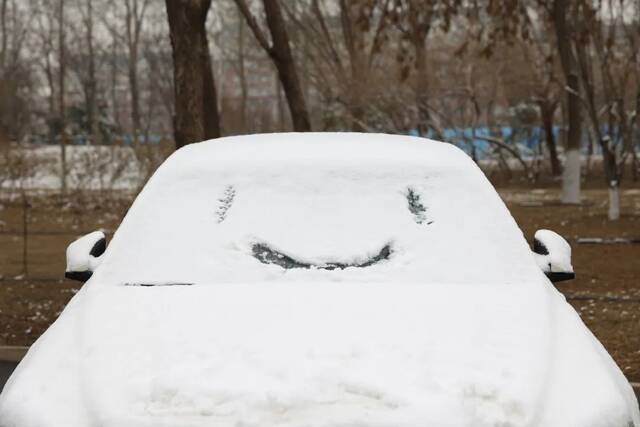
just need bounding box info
[93,133,539,286]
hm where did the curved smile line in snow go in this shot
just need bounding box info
[252,242,392,270]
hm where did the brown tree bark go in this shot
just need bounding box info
[166,0,221,149]
[0,0,7,70]
[236,12,248,132]
[58,0,67,194]
[539,100,561,176]
[124,0,149,144]
[109,35,120,131]
[202,37,220,139]
[84,0,99,144]
[553,0,581,152]
[233,0,311,132]
[340,0,366,131]
[552,0,582,203]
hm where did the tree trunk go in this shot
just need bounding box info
[275,70,285,131]
[1,0,7,70]
[166,0,220,149]
[129,49,140,143]
[233,0,311,132]
[599,136,621,220]
[540,101,561,176]
[608,180,620,220]
[414,32,430,137]
[262,0,310,132]
[44,47,56,145]
[341,0,366,131]
[237,13,248,132]
[85,0,99,145]
[58,0,67,194]
[110,36,120,133]
[552,0,582,204]
[202,35,220,139]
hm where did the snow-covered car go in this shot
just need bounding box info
[0,133,638,427]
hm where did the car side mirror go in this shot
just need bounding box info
[65,231,107,282]
[532,229,575,282]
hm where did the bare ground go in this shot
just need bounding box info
[0,187,638,382]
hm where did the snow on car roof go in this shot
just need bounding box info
[94,132,540,286]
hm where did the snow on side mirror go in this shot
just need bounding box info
[532,229,575,283]
[65,231,107,282]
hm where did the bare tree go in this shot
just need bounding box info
[103,0,150,143]
[58,0,68,193]
[165,0,221,148]
[0,0,32,145]
[572,0,639,220]
[67,0,101,145]
[82,0,99,144]
[108,32,120,132]
[232,0,311,132]
[236,8,249,131]
[551,0,582,203]
[0,0,7,71]
[520,8,561,176]
[124,0,149,144]
[143,32,175,137]
[287,0,395,131]
[392,0,453,137]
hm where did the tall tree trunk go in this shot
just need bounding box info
[413,32,431,137]
[125,0,149,145]
[202,34,220,139]
[574,24,622,220]
[233,0,311,132]
[262,0,310,132]
[85,0,99,145]
[237,13,248,132]
[44,45,56,145]
[58,0,67,194]
[275,70,285,130]
[110,36,120,133]
[341,0,366,131]
[540,100,561,176]
[552,0,582,203]
[166,0,220,149]
[129,49,140,143]
[0,0,7,70]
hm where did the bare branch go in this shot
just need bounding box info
[231,0,272,54]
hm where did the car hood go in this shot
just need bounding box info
[1,280,638,427]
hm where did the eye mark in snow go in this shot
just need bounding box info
[406,187,432,225]
[215,185,235,223]
[252,243,392,270]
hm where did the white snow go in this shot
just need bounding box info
[0,133,637,427]
[93,133,540,286]
[533,229,574,274]
[0,145,147,192]
[65,230,106,273]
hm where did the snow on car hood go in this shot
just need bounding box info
[1,280,638,427]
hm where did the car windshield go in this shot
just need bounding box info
[94,134,539,286]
